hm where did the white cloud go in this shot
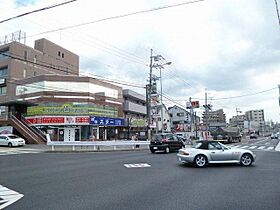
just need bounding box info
[1,0,280,122]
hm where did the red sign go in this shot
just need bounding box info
[76,117,89,124]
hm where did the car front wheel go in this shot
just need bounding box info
[240,153,253,166]
[194,155,207,168]
[165,147,170,153]
[8,142,13,147]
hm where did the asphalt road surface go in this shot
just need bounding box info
[0,144,280,210]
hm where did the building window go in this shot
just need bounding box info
[0,86,6,95]
[23,69,27,78]
[0,66,8,77]
[24,50,28,60]
[58,51,61,56]
[62,53,64,58]
[0,106,6,116]
[33,71,36,76]
[33,55,37,64]
[0,48,9,60]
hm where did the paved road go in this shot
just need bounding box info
[1,148,280,210]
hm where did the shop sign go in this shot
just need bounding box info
[25,116,90,125]
[131,119,146,127]
[90,116,124,126]
[27,103,118,118]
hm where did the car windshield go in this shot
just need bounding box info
[7,135,19,139]
[191,142,203,149]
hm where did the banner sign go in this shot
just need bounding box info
[25,116,89,125]
[90,116,124,126]
[27,103,118,118]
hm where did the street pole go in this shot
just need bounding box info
[189,97,193,134]
[205,88,208,139]
[160,67,163,134]
[147,49,153,141]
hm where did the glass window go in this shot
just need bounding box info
[0,86,6,95]
[0,48,9,60]
[0,66,8,77]
[24,50,28,60]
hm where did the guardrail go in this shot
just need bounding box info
[47,140,150,152]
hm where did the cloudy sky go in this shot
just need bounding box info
[1,0,280,122]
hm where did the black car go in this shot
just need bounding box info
[149,133,185,153]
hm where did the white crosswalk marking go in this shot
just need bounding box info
[0,149,42,156]
[267,147,274,150]
[240,146,249,149]
[257,146,265,150]
[124,163,151,168]
[0,185,24,209]
[249,146,257,149]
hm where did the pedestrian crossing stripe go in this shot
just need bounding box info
[249,146,257,149]
[0,185,24,209]
[0,150,42,156]
[124,163,151,168]
[228,145,276,151]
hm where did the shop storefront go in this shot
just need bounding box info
[25,103,125,142]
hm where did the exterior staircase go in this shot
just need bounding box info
[9,115,46,144]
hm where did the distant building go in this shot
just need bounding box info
[229,115,245,130]
[168,105,200,132]
[244,109,265,134]
[202,109,226,130]
[122,89,147,140]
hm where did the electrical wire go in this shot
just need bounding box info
[0,51,146,89]
[27,0,206,38]
[0,0,77,24]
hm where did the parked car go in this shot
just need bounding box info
[150,133,185,153]
[177,140,256,167]
[0,134,25,147]
[270,133,278,139]
[250,133,258,139]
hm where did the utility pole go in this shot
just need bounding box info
[189,97,193,134]
[205,88,208,134]
[147,49,153,141]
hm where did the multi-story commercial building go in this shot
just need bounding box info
[202,109,226,130]
[244,109,265,134]
[245,109,264,122]
[122,89,147,140]
[0,38,126,142]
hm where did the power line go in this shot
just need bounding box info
[28,0,206,38]
[0,0,77,24]
[177,87,278,101]
[274,0,280,26]
[0,51,145,89]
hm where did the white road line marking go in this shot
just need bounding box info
[257,146,265,150]
[0,185,24,209]
[249,146,257,149]
[240,146,249,149]
[267,147,274,150]
[124,163,151,168]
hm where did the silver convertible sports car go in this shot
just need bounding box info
[177,140,256,167]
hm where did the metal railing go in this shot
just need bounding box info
[47,140,150,152]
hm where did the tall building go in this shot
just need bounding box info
[245,109,264,122]
[244,109,265,134]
